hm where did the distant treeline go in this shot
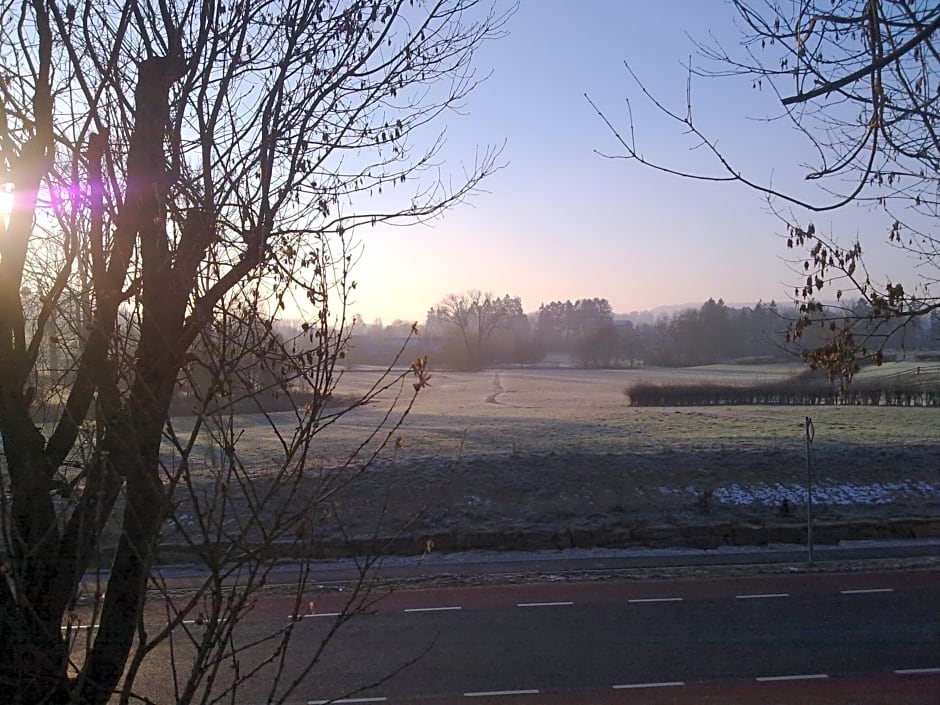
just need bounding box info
[626,367,940,407]
[339,296,940,371]
[622,298,786,367]
[626,297,939,368]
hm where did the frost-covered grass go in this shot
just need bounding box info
[319,365,937,456]
[206,364,939,476]
[166,365,940,538]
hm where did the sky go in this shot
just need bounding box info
[344,0,918,324]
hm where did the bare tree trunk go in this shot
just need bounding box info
[76,50,189,704]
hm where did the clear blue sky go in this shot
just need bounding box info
[348,0,915,324]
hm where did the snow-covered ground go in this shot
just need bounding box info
[708,480,940,506]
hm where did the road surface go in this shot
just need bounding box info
[120,567,940,704]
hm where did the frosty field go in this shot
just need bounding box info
[181,364,940,551]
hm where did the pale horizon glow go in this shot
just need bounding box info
[338,1,923,325]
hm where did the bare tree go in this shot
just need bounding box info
[429,290,523,369]
[589,0,939,380]
[0,1,509,703]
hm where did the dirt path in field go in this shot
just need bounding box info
[485,371,505,404]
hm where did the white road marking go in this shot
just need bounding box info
[841,588,894,595]
[736,593,790,600]
[404,606,463,613]
[289,612,341,620]
[756,674,828,682]
[308,698,387,704]
[895,667,940,675]
[516,601,573,608]
[613,681,685,689]
[463,689,539,697]
[61,624,95,631]
[183,617,230,625]
[628,597,683,603]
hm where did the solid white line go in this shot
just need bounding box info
[736,593,790,600]
[404,606,463,613]
[841,588,894,595]
[628,597,683,603]
[613,681,685,689]
[516,601,574,607]
[756,674,828,682]
[463,689,539,697]
[895,667,940,675]
[308,698,387,704]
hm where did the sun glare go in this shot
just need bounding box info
[0,184,12,228]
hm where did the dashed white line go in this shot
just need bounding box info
[841,588,894,595]
[183,617,230,625]
[736,593,790,600]
[404,606,463,613]
[289,612,341,620]
[613,681,685,689]
[895,667,940,675]
[756,674,828,682]
[308,698,387,704]
[516,601,573,608]
[628,597,683,603]
[61,624,95,631]
[463,690,539,698]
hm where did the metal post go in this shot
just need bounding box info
[805,416,815,565]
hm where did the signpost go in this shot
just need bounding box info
[805,416,815,565]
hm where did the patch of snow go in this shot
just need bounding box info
[708,481,940,506]
[649,481,940,506]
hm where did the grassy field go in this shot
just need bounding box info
[316,364,938,457]
[160,364,939,551]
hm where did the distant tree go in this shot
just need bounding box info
[536,300,576,350]
[572,298,617,366]
[617,320,641,368]
[591,0,940,380]
[698,298,733,361]
[489,308,541,366]
[384,319,421,338]
[737,301,788,360]
[429,291,524,369]
[576,320,618,367]
[537,298,616,366]
[670,308,704,366]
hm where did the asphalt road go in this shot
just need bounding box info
[127,567,940,704]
